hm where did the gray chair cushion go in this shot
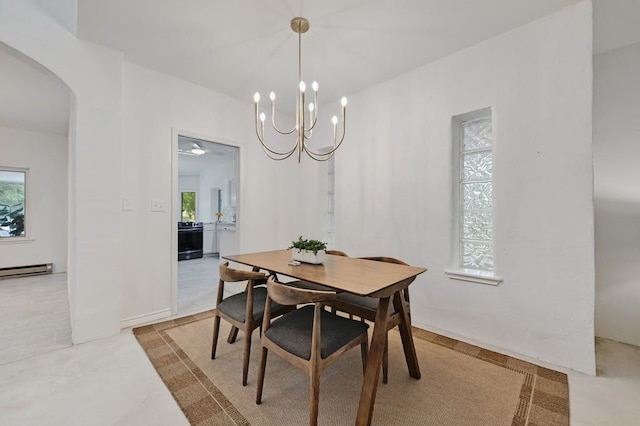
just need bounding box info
[265,305,369,360]
[216,287,288,323]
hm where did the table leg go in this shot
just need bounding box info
[355,296,391,426]
[393,291,421,379]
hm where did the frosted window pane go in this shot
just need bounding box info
[463,119,492,151]
[462,182,492,210]
[461,241,494,271]
[456,112,494,273]
[462,212,492,241]
[462,151,493,181]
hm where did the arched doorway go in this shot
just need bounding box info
[0,42,71,364]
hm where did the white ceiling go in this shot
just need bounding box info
[593,0,640,54]
[76,0,581,109]
[2,0,640,136]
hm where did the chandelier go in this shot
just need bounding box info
[253,17,347,162]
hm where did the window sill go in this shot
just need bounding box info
[444,269,503,286]
[0,237,34,245]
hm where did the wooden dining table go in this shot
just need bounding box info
[223,249,428,425]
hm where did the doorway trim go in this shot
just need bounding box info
[170,128,241,315]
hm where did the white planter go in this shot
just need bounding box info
[291,249,326,265]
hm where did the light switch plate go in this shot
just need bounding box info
[151,199,166,212]
[122,197,133,211]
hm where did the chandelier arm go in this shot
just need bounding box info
[255,103,263,141]
[302,110,346,157]
[304,112,318,133]
[255,126,264,144]
[270,121,297,135]
[257,137,299,157]
[302,146,335,162]
[302,144,335,159]
[261,143,297,161]
[269,100,297,135]
[304,90,318,132]
[255,104,300,156]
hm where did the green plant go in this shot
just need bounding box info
[288,236,327,255]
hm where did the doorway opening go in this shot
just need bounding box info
[0,42,72,363]
[173,133,239,316]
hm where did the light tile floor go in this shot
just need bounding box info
[0,273,72,365]
[0,331,188,425]
[568,337,640,425]
[0,256,220,365]
[1,267,639,425]
[177,254,220,316]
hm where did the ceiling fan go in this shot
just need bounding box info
[178,143,206,156]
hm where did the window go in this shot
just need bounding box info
[446,110,502,285]
[0,168,27,239]
[181,191,196,222]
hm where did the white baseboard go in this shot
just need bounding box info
[120,308,172,330]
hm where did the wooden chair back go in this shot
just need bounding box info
[359,256,413,303]
[266,276,337,306]
[358,256,408,265]
[219,261,265,284]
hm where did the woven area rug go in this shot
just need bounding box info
[133,311,569,425]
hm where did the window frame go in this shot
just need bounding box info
[445,109,502,286]
[0,166,31,243]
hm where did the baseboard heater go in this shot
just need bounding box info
[0,263,53,279]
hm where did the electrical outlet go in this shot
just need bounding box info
[151,199,166,212]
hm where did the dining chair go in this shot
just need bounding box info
[328,256,414,384]
[211,262,293,386]
[256,275,369,426]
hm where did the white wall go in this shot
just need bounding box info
[0,126,68,272]
[593,42,640,346]
[120,62,324,324]
[0,0,123,343]
[330,2,595,374]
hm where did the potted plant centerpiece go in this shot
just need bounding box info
[288,236,327,264]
